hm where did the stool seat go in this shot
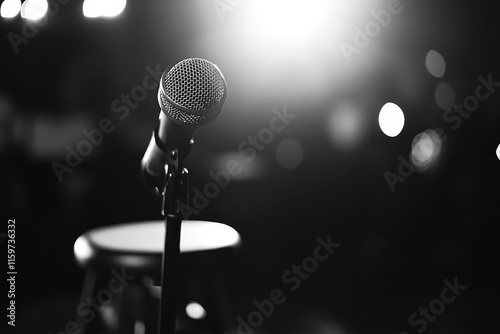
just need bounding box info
[74,220,241,276]
[73,220,241,334]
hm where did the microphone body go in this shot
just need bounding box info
[141,58,227,192]
[141,113,195,191]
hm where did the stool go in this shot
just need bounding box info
[73,220,241,334]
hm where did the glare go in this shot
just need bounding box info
[410,129,442,171]
[1,0,21,18]
[185,302,207,320]
[435,82,455,110]
[20,0,47,20]
[378,102,405,137]
[426,50,446,78]
[83,0,126,18]
[327,102,367,150]
[496,144,500,160]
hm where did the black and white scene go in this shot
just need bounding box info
[1,1,499,334]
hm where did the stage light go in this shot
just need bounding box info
[378,102,404,137]
[410,129,442,171]
[434,82,455,110]
[243,0,327,45]
[496,144,500,161]
[185,302,207,320]
[20,0,47,20]
[426,50,446,78]
[83,0,126,18]
[202,0,384,101]
[1,0,21,18]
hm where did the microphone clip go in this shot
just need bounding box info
[161,164,189,218]
[141,123,193,195]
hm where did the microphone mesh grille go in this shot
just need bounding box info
[164,58,226,112]
[160,92,214,125]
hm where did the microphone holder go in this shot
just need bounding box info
[159,147,189,334]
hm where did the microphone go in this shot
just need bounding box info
[141,58,227,192]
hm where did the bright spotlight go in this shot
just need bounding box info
[244,0,326,44]
[410,129,442,171]
[20,0,48,20]
[210,0,378,100]
[185,302,207,320]
[83,0,126,18]
[496,144,500,161]
[378,102,405,137]
[1,0,21,18]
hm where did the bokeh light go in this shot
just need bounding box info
[1,0,21,18]
[100,0,126,17]
[83,0,126,18]
[212,152,268,181]
[434,82,455,110]
[185,302,207,320]
[327,101,367,150]
[496,144,500,161]
[20,0,48,20]
[275,139,304,170]
[426,50,446,78]
[378,102,405,137]
[82,0,100,18]
[410,129,442,171]
[134,321,146,334]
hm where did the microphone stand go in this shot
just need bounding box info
[159,148,189,334]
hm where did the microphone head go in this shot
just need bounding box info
[158,58,227,126]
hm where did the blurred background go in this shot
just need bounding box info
[1,0,499,333]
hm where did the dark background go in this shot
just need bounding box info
[1,0,499,333]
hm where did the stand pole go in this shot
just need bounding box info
[159,211,181,334]
[158,153,188,334]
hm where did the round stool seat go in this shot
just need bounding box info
[74,220,241,277]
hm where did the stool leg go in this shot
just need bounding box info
[76,269,97,334]
[119,282,157,334]
[141,278,161,334]
[203,273,231,334]
[209,273,233,333]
